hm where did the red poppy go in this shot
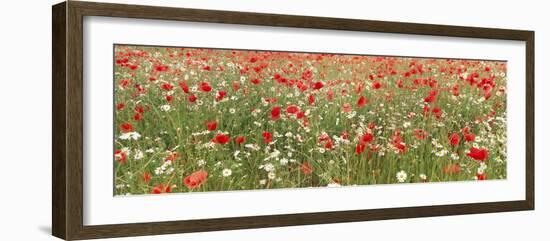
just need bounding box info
[277,76,288,84]
[372,81,382,89]
[133,113,142,121]
[142,172,151,183]
[298,83,308,92]
[135,105,144,114]
[449,133,460,146]
[262,131,273,143]
[119,79,130,88]
[286,105,300,114]
[324,140,333,149]
[300,162,313,174]
[413,129,427,140]
[271,106,281,120]
[391,132,407,153]
[308,94,315,105]
[227,81,237,92]
[165,95,173,102]
[360,133,374,143]
[212,134,230,144]
[199,82,212,92]
[206,120,217,131]
[355,143,366,154]
[161,83,173,91]
[318,133,330,142]
[154,65,169,72]
[135,84,146,94]
[178,81,190,93]
[301,70,313,81]
[342,103,352,113]
[432,107,442,119]
[116,103,125,110]
[188,95,197,102]
[393,142,407,153]
[116,58,128,65]
[451,84,460,96]
[424,90,437,103]
[296,111,305,119]
[251,78,261,85]
[443,164,461,174]
[357,96,368,107]
[423,94,435,103]
[467,147,489,161]
[183,170,208,189]
[368,122,376,129]
[120,122,133,133]
[464,133,476,142]
[234,136,245,144]
[313,81,325,90]
[215,90,227,101]
[327,90,334,101]
[151,184,171,194]
[114,150,127,164]
[396,79,404,88]
[477,173,487,180]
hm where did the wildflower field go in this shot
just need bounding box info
[114,44,507,195]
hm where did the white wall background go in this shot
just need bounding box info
[0,0,547,240]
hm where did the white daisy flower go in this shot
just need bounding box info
[396,170,408,183]
[133,150,144,160]
[197,159,206,167]
[419,173,427,181]
[222,168,232,177]
[450,153,460,160]
[160,105,171,112]
[263,163,275,172]
[119,131,141,140]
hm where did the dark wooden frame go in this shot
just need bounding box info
[52,1,535,240]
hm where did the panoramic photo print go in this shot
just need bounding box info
[113,44,507,195]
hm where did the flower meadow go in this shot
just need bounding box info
[114,45,507,196]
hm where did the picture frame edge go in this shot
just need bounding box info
[52,1,536,240]
[52,1,68,240]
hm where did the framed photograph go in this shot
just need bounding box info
[52,1,534,240]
